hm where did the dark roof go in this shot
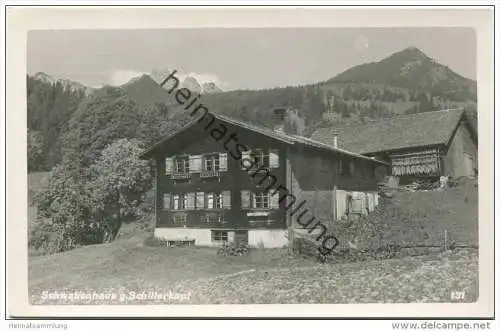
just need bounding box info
[140,112,389,165]
[311,109,474,155]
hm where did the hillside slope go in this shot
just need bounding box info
[328,47,476,101]
[122,75,177,107]
[332,179,478,252]
[28,179,478,304]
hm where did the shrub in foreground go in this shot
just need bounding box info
[217,242,250,256]
[143,236,169,247]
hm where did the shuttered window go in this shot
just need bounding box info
[173,194,187,210]
[207,193,222,209]
[269,149,279,168]
[189,155,202,173]
[175,157,190,173]
[254,191,270,209]
[252,149,270,168]
[204,154,220,171]
[241,190,251,208]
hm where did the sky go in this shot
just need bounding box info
[27,28,476,90]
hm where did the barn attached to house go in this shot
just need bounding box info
[311,109,478,185]
[139,109,389,248]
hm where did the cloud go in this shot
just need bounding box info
[178,72,230,90]
[353,34,370,51]
[107,68,230,90]
[109,69,145,86]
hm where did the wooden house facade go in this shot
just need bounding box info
[312,109,478,184]
[140,111,389,248]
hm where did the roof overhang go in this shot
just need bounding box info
[139,112,390,167]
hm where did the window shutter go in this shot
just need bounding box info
[163,193,171,210]
[165,157,173,175]
[196,192,205,209]
[241,150,252,169]
[186,192,195,210]
[219,153,228,171]
[269,149,279,168]
[207,193,214,209]
[270,192,279,209]
[222,190,231,209]
[241,190,251,208]
[189,155,202,173]
[173,195,179,210]
[252,193,257,209]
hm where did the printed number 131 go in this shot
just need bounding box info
[451,291,465,300]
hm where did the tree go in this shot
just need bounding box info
[33,159,96,252]
[32,138,153,253]
[27,76,85,171]
[61,87,147,168]
[88,139,153,240]
[27,130,45,172]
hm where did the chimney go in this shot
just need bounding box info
[272,107,287,133]
[333,134,338,148]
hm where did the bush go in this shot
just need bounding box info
[28,220,79,255]
[143,236,169,247]
[31,139,153,255]
[291,234,331,263]
[217,242,250,256]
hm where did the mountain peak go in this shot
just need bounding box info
[123,74,152,85]
[202,82,222,94]
[32,72,94,95]
[326,46,475,100]
[387,46,430,62]
[181,76,202,94]
[34,72,55,84]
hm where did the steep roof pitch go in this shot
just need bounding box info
[311,109,474,155]
[140,111,388,165]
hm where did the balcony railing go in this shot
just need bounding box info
[247,165,270,175]
[200,170,220,178]
[248,219,275,226]
[172,212,188,226]
[203,212,226,225]
[170,172,191,180]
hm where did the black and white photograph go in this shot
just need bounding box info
[4,5,495,322]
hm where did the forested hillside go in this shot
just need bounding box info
[27,76,86,171]
[27,47,477,173]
